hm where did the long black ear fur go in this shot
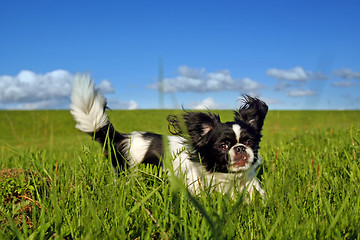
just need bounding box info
[234,95,268,132]
[168,111,221,146]
[184,111,221,146]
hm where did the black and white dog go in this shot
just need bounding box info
[70,74,268,200]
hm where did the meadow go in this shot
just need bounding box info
[0,109,359,239]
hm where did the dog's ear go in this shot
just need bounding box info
[184,111,221,146]
[234,95,268,132]
[167,115,184,136]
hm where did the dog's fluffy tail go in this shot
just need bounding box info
[70,74,109,133]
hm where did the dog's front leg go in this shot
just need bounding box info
[245,178,265,204]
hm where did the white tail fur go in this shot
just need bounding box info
[70,74,109,133]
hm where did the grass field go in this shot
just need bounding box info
[0,110,359,239]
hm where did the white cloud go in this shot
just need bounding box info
[128,100,138,110]
[266,66,328,81]
[0,70,117,109]
[149,65,264,94]
[0,70,73,104]
[262,98,282,105]
[331,81,355,87]
[191,97,222,110]
[12,100,60,110]
[178,65,205,79]
[287,89,316,97]
[266,66,309,81]
[333,68,360,79]
[97,79,115,94]
[107,99,138,110]
[205,70,234,91]
[238,78,263,91]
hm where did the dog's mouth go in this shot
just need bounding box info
[232,152,249,167]
[229,144,256,172]
[229,145,254,170]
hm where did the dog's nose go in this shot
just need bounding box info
[235,145,246,153]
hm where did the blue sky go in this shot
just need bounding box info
[1,0,360,110]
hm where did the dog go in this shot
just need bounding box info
[70,74,268,200]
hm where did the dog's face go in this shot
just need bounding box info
[183,96,268,173]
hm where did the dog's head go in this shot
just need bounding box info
[170,95,268,173]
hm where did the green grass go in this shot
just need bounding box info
[0,110,360,239]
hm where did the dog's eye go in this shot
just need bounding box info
[245,140,254,147]
[220,142,230,150]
